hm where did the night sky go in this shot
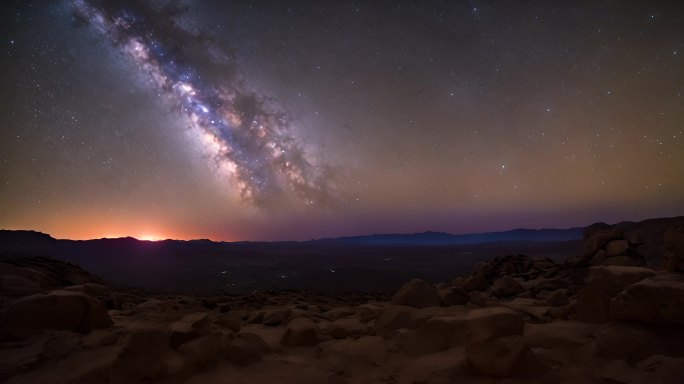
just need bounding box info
[1,1,683,241]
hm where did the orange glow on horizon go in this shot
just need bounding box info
[6,212,233,242]
[137,234,166,241]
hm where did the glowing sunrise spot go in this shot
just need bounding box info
[138,234,165,241]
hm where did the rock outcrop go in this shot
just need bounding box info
[576,266,655,323]
[3,221,684,384]
[608,273,684,325]
[168,312,211,348]
[663,226,684,272]
[261,308,292,326]
[110,327,173,384]
[409,315,466,355]
[221,332,270,365]
[580,227,646,267]
[438,285,469,306]
[580,218,684,267]
[489,275,524,298]
[390,278,440,308]
[465,307,546,377]
[373,305,418,337]
[280,317,319,347]
[0,255,104,299]
[1,290,112,339]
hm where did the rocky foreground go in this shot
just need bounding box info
[1,224,684,383]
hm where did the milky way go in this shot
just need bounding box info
[72,0,338,208]
[2,1,683,241]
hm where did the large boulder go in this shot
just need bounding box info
[472,262,495,279]
[582,228,646,267]
[373,305,418,337]
[213,313,241,332]
[624,229,645,246]
[168,312,211,348]
[178,335,221,370]
[608,273,684,325]
[1,290,112,338]
[636,355,684,383]
[221,332,269,365]
[0,255,103,292]
[498,255,537,277]
[62,283,111,298]
[326,317,368,339]
[0,263,57,292]
[465,307,545,377]
[235,331,271,353]
[322,307,356,321]
[468,291,489,307]
[110,327,171,384]
[409,315,466,355]
[489,275,524,298]
[545,289,569,307]
[602,255,645,267]
[525,321,597,359]
[576,266,655,323]
[583,227,623,256]
[438,285,469,306]
[663,226,684,272]
[169,321,202,348]
[594,324,664,364]
[182,312,211,331]
[583,222,613,239]
[63,283,116,308]
[0,274,42,297]
[280,317,319,347]
[605,240,629,257]
[463,273,490,292]
[578,224,652,267]
[261,308,292,326]
[499,298,551,322]
[390,279,440,308]
[590,250,609,266]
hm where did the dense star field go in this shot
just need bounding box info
[1,1,683,241]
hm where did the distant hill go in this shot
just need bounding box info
[0,226,587,292]
[1,216,681,292]
[0,227,584,248]
[0,230,59,256]
[310,228,584,245]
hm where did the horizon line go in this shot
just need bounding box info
[3,214,681,243]
[3,224,588,243]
